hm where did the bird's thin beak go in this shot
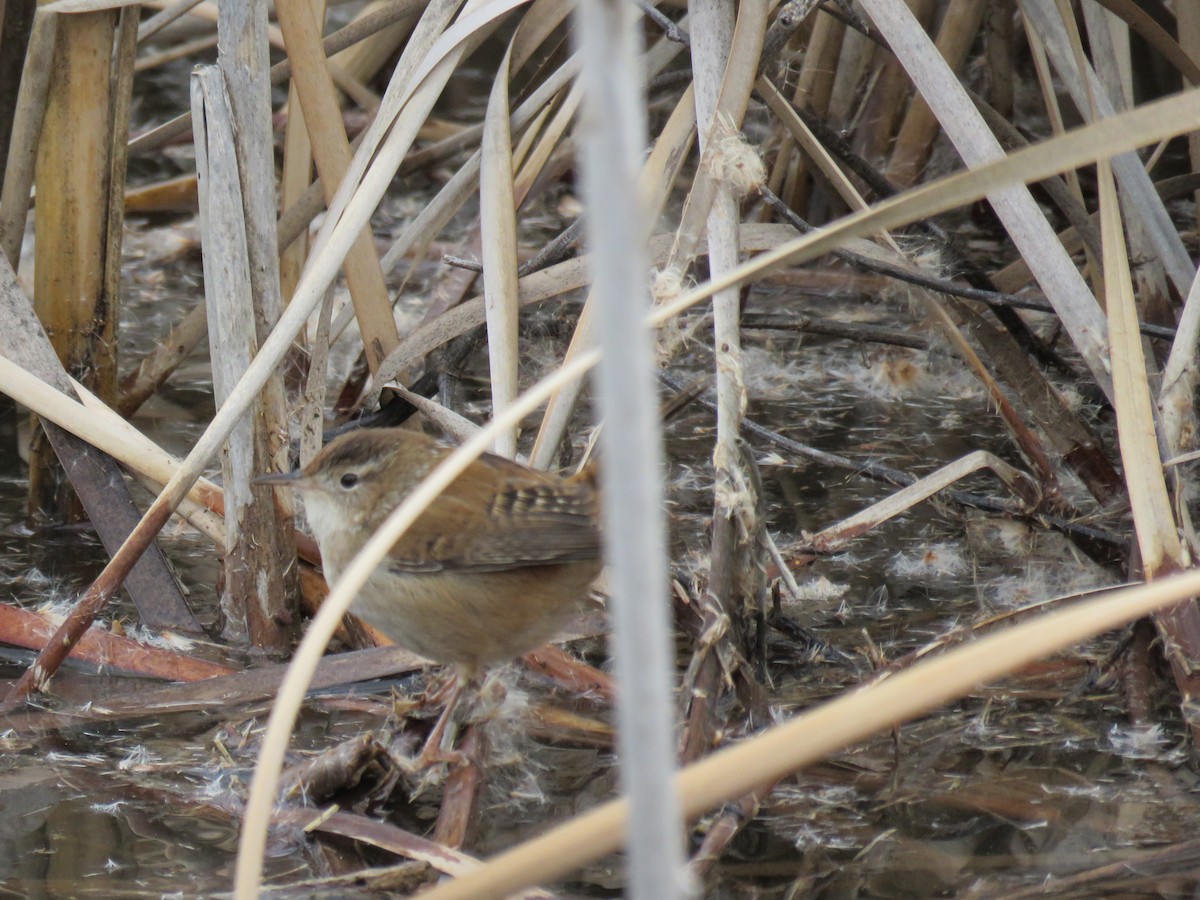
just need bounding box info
[254,469,304,487]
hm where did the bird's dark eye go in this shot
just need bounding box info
[339,472,360,489]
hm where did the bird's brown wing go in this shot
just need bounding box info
[386,451,602,574]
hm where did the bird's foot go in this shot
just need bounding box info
[462,672,508,725]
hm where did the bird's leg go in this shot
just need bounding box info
[410,665,478,768]
[417,678,464,764]
[413,668,455,710]
[466,669,508,724]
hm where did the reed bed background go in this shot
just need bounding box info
[2,0,1200,896]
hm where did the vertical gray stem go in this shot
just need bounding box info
[574,1,691,897]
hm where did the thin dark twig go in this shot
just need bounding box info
[519,219,583,277]
[758,186,1175,341]
[818,0,874,39]
[632,0,689,43]
[742,313,929,350]
[442,254,483,272]
[441,220,582,278]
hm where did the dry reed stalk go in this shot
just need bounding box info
[1098,159,1200,742]
[277,0,322,310]
[1095,0,1200,86]
[306,0,510,411]
[220,0,298,646]
[825,10,873,126]
[960,302,1121,502]
[216,3,290,419]
[659,89,1200,324]
[0,352,226,538]
[660,20,763,281]
[122,172,199,212]
[475,44,678,462]
[523,703,613,748]
[0,603,235,681]
[678,0,766,767]
[984,2,1015,119]
[1,9,189,625]
[433,724,488,848]
[850,0,935,166]
[1084,3,1133,107]
[1022,23,1097,294]
[362,14,579,416]
[1029,0,1200,720]
[525,59,694,470]
[1018,0,1193,298]
[510,87,575,201]
[30,9,118,519]
[329,0,419,93]
[687,788,767,881]
[524,644,616,702]
[324,61,379,113]
[0,0,36,179]
[779,8,844,214]
[192,65,294,650]
[1159,274,1200,468]
[0,9,54,267]
[87,647,425,726]
[380,226,795,387]
[43,0,163,12]
[123,128,370,418]
[757,74,864,202]
[480,43,521,457]
[103,4,137,358]
[575,0,689,890]
[860,0,1113,399]
[1081,5,1173,332]
[305,0,474,258]
[298,286,335,468]
[886,1,987,186]
[266,809,557,898]
[277,0,400,373]
[807,450,1037,553]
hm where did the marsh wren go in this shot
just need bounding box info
[262,426,602,757]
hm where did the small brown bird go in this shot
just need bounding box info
[263,426,603,759]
